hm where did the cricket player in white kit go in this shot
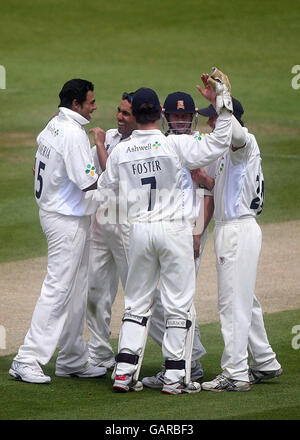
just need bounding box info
[88,92,209,382]
[9,79,106,383]
[97,70,234,394]
[192,98,282,391]
[142,91,215,388]
[87,92,137,370]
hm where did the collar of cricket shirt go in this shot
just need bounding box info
[59,107,90,126]
[132,129,162,136]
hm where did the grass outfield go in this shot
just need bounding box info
[0,0,299,425]
[1,0,300,263]
[0,310,299,421]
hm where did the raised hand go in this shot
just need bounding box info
[196,74,216,105]
[89,127,106,146]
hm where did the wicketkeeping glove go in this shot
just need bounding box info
[207,67,233,114]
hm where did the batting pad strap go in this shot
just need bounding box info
[166,318,192,329]
[115,353,139,365]
[122,312,148,326]
[165,360,186,370]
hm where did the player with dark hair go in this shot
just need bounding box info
[142,91,214,389]
[58,78,95,111]
[86,92,138,370]
[9,79,106,383]
[96,69,234,394]
[192,97,282,391]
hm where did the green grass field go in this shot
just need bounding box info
[0,0,299,422]
[1,0,300,262]
[0,310,299,421]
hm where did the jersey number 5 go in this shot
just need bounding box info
[35,161,46,199]
[141,176,156,211]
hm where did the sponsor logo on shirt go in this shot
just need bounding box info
[126,143,152,153]
[126,141,161,153]
[85,164,96,176]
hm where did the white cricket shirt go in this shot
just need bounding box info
[205,128,264,221]
[34,107,98,216]
[97,110,232,225]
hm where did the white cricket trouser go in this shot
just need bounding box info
[149,228,209,362]
[15,210,91,372]
[116,222,196,384]
[87,222,129,364]
[214,217,281,382]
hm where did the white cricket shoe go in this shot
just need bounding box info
[201,374,251,392]
[113,374,143,392]
[9,360,51,384]
[162,381,201,395]
[248,367,283,384]
[142,361,204,389]
[55,363,106,378]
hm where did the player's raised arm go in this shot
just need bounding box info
[89,127,108,171]
[170,68,233,168]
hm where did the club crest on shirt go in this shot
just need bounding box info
[47,124,60,137]
[177,100,185,110]
[194,133,206,141]
[85,164,96,176]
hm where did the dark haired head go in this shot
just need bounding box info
[122,92,135,103]
[59,79,94,109]
[132,88,161,124]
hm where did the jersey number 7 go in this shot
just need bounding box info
[141,176,156,211]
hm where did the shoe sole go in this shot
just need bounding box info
[113,384,143,392]
[113,385,129,393]
[162,389,185,395]
[202,386,251,392]
[55,373,106,378]
[162,389,201,395]
[227,386,251,392]
[250,368,283,384]
[162,386,201,395]
[9,369,51,384]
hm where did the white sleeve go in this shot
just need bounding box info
[170,109,232,169]
[232,116,246,148]
[97,147,119,191]
[91,145,102,173]
[229,128,251,166]
[63,129,98,190]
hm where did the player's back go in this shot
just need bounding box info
[207,128,264,221]
[114,129,190,225]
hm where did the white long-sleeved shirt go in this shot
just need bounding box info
[34,107,98,216]
[205,127,264,221]
[97,110,232,226]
